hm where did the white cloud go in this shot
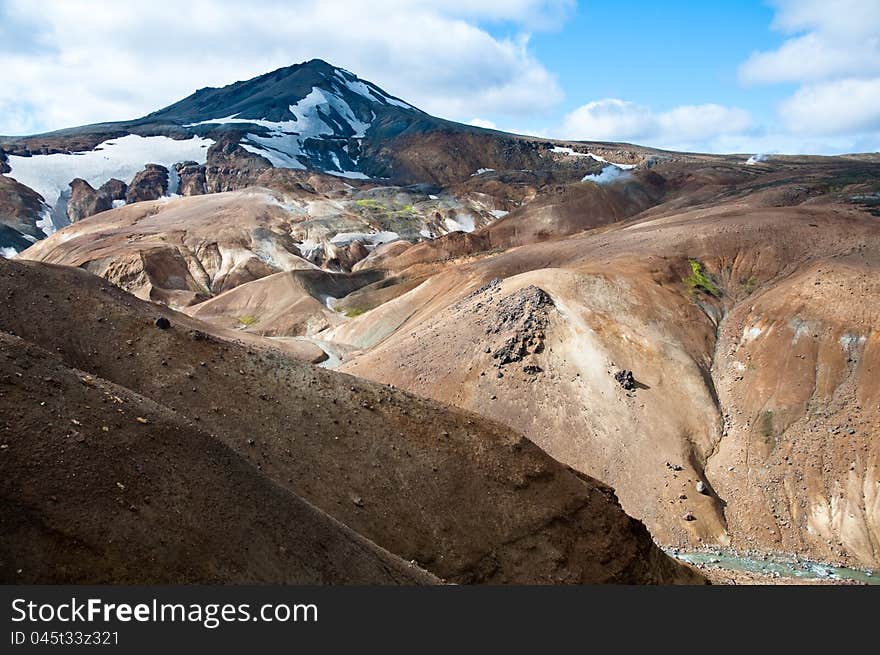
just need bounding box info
[558,98,752,152]
[780,78,880,134]
[739,0,880,142]
[468,118,498,129]
[0,0,567,135]
[741,0,880,84]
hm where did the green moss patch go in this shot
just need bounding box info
[684,259,721,298]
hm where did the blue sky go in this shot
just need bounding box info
[1,1,878,154]
[471,0,880,153]
[530,2,784,122]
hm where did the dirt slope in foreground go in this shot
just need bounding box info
[0,333,432,584]
[0,258,701,584]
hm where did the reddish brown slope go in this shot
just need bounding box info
[335,198,880,567]
[0,333,433,584]
[0,258,701,584]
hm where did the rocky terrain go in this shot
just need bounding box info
[331,158,880,569]
[3,58,879,584]
[0,257,700,584]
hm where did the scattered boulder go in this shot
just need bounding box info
[696,481,708,495]
[126,164,169,203]
[683,512,696,521]
[614,369,636,390]
[484,285,553,367]
[466,277,502,300]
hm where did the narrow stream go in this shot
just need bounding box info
[668,549,878,584]
[268,336,346,369]
[308,337,344,369]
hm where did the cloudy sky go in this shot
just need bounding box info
[1,0,878,154]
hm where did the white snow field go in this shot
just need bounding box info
[329,230,400,248]
[334,69,414,110]
[6,134,213,210]
[551,146,637,170]
[186,84,377,176]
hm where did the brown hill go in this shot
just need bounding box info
[0,332,433,584]
[0,257,700,584]
[333,172,880,567]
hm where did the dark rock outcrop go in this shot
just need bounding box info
[323,240,370,271]
[480,285,553,367]
[614,369,636,391]
[98,178,127,202]
[204,140,272,193]
[67,179,112,222]
[174,161,207,196]
[126,164,169,204]
[0,176,46,245]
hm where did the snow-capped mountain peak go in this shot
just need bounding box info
[146,59,422,178]
[0,60,434,243]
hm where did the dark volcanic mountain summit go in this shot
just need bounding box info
[146,58,423,125]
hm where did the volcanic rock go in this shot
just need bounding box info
[204,140,271,193]
[67,178,112,222]
[614,369,636,391]
[175,161,207,196]
[98,178,127,201]
[126,164,169,203]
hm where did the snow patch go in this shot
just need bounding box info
[746,154,769,165]
[553,146,636,170]
[329,231,399,247]
[35,207,55,237]
[197,87,373,177]
[1,247,18,259]
[742,325,764,343]
[839,332,866,350]
[472,168,494,176]
[585,152,636,170]
[298,238,321,260]
[252,237,308,271]
[334,70,414,110]
[788,317,811,343]
[551,146,587,157]
[215,245,259,283]
[326,170,370,180]
[6,135,212,211]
